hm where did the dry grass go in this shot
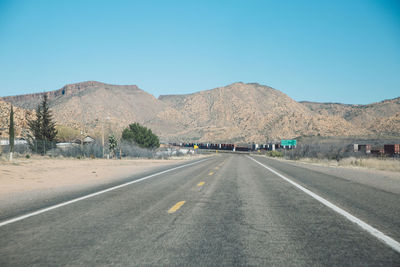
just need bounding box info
[295,157,400,172]
[339,157,400,172]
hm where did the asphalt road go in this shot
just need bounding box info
[1,154,399,266]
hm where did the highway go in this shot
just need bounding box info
[1,154,399,266]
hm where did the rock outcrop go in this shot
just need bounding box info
[0,100,35,138]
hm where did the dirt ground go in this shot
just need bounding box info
[0,156,206,212]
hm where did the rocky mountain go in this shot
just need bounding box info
[371,112,400,135]
[301,97,400,135]
[0,81,399,143]
[1,81,186,140]
[0,100,35,139]
[159,82,368,142]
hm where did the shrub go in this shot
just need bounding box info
[120,141,154,158]
[267,150,283,157]
[121,123,160,149]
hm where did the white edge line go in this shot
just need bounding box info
[0,158,209,227]
[246,155,400,254]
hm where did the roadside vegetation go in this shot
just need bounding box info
[264,137,400,172]
[2,110,195,160]
[340,157,400,172]
[27,95,58,155]
[56,125,81,142]
[266,150,283,157]
[121,122,160,149]
[288,157,400,172]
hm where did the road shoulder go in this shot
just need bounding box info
[0,155,213,221]
[254,155,400,195]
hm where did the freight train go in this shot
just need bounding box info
[169,142,286,152]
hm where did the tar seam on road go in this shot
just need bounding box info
[0,158,210,228]
[247,155,400,255]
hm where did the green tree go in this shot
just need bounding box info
[108,134,118,158]
[121,122,160,149]
[9,104,14,160]
[28,104,42,144]
[28,95,58,154]
[40,95,58,142]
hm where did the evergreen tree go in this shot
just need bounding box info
[40,95,58,143]
[28,104,42,143]
[9,104,14,160]
[27,95,58,154]
[122,122,160,149]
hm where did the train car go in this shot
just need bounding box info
[384,144,400,156]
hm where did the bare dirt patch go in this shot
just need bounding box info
[0,155,208,214]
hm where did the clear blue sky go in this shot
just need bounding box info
[0,0,399,104]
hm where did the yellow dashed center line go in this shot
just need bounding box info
[215,167,219,170]
[168,201,186,214]
[209,172,214,175]
[197,182,205,187]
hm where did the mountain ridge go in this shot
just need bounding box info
[300,96,400,106]
[1,81,399,142]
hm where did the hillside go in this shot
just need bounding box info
[1,81,186,139]
[0,100,35,139]
[159,82,368,142]
[301,97,400,134]
[1,81,399,143]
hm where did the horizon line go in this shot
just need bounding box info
[1,80,399,106]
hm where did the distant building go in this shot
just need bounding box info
[72,139,82,145]
[0,138,28,146]
[70,136,95,145]
[56,142,78,149]
[82,136,95,145]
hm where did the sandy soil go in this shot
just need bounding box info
[0,156,206,214]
